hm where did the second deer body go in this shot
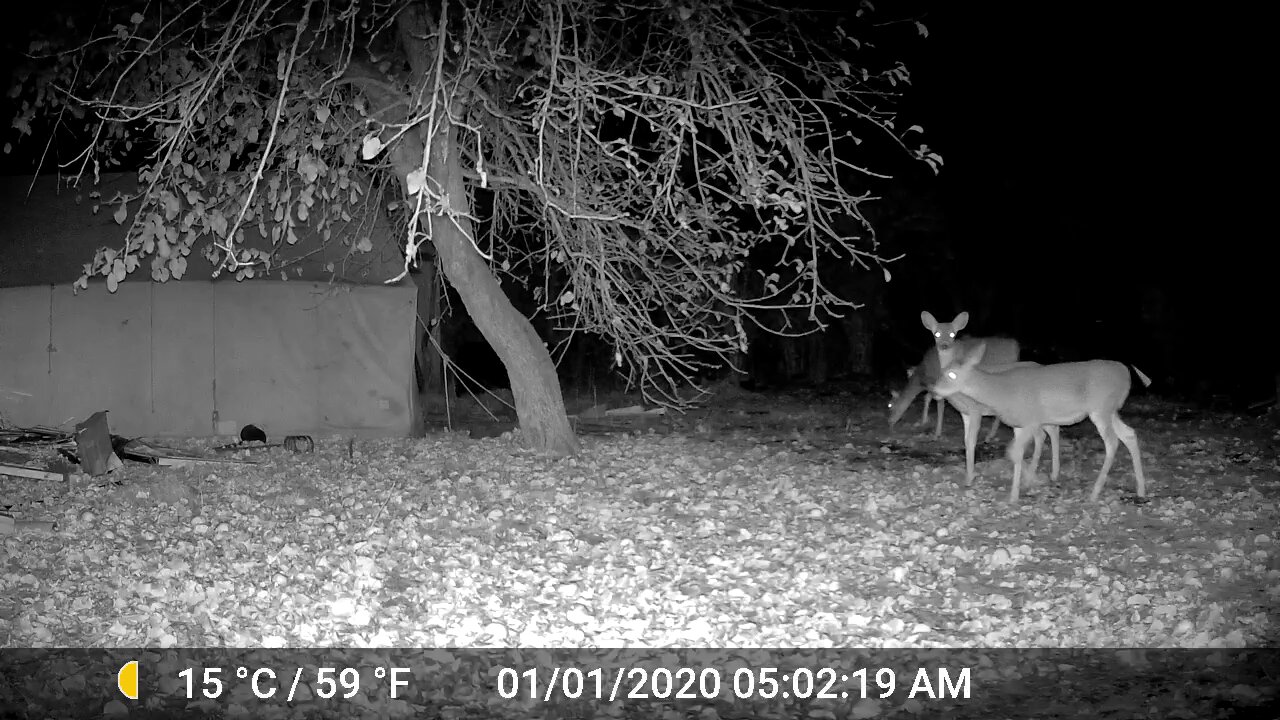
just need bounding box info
[931,342,1150,503]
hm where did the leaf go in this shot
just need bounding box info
[162,192,180,219]
[361,134,383,160]
[113,203,128,225]
[406,168,427,195]
[315,106,330,123]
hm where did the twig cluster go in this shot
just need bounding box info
[8,0,937,406]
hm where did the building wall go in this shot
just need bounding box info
[0,172,422,438]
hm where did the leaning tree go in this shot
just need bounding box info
[6,0,937,456]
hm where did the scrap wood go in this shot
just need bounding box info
[116,438,200,462]
[1,442,74,480]
[0,425,72,445]
[0,462,66,481]
[75,411,122,476]
[155,455,260,467]
[112,438,260,466]
[213,441,275,452]
[1,446,44,464]
[3,417,261,470]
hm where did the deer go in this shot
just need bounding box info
[921,310,1021,368]
[931,342,1151,503]
[908,310,1021,439]
[890,346,1059,488]
[889,346,1002,442]
[888,359,947,438]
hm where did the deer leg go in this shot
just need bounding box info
[961,410,980,485]
[1111,414,1146,498]
[1045,425,1061,482]
[933,395,945,438]
[983,417,1001,443]
[1028,428,1045,481]
[1088,413,1121,501]
[1007,426,1036,503]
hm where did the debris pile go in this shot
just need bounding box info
[0,411,265,484]
[1,411,270,536]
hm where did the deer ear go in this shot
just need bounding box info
[951,311,969,333]
[921,311,937,331]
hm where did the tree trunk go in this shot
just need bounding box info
[415,258,444,393]
[343,8,576,454]
[389,130,578,456]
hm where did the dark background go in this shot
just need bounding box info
[882,0,1268,400]
[0,1,1269,402]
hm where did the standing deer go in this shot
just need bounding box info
[890,346,1059,488]
[909,310,1021,442]
[931,342,1151,503]
[889,345,1001,442]
[888,360,946,438]
[921,311,1021,370]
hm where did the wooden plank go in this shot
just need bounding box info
[0,463,65,481]
[156,455,259,467]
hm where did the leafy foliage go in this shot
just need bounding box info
[8,0,384,290]
[7,0,939,402]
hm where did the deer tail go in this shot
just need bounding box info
[1131,365,1153,388]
